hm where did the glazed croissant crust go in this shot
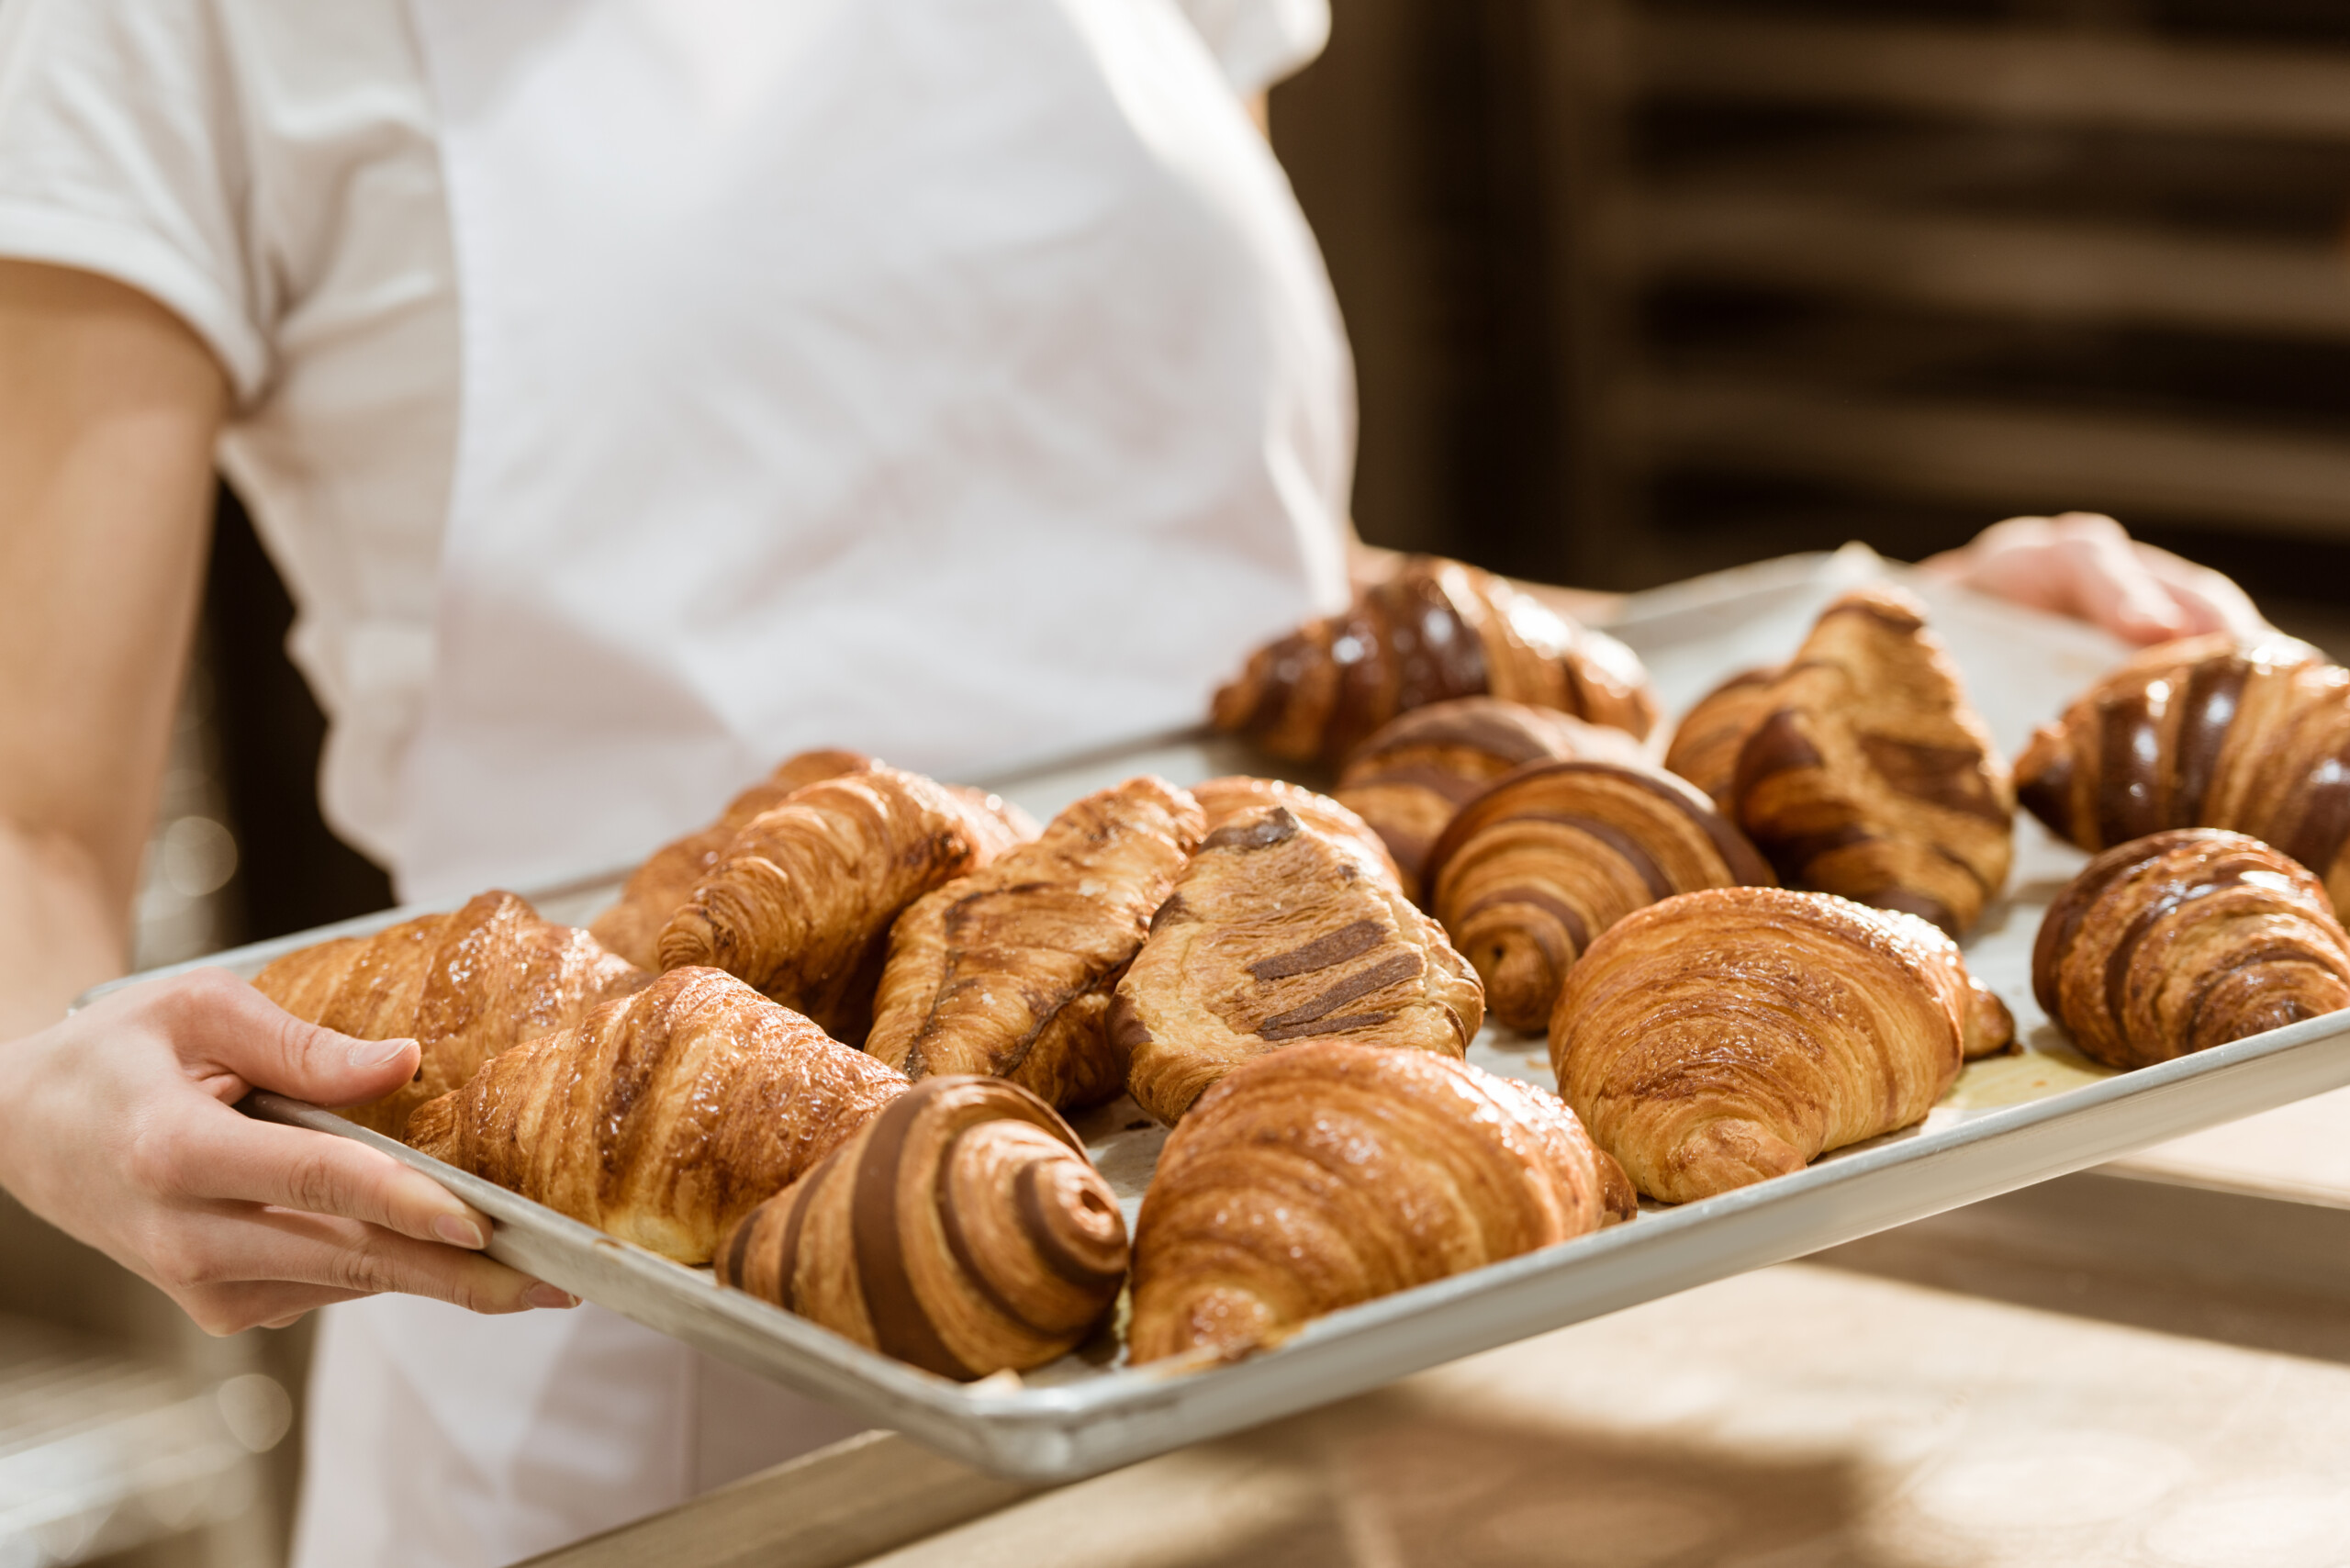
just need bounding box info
[720,1076,1126,1379]
[2013,633,2350,917]
[253,890,646,1141]
[589,748,874,969]
[1334,698,1652,903]
[1664,586,2013,935]
[407,967,908,1262]
[1113,805,1484,1126]
[1550,886,1995,1203]
[1425,759,1774,1033]
[2034,828,2350,1069]
[656,766,1029,1044]
[1211,554,1660,767]
[1187,776,1404,890]
[1128,1040,1632,1364]
[866,776,1205,1111]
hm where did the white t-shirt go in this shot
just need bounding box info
[0,0,1330,871]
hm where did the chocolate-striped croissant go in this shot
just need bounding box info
[867,777,1205,1111]
[1113,805,1484,1126]
[2035,828,2350,1070]
[656,767,1028,1044]
[1550,887,2006,1203]
[1188,775,1404,890]
[720,1077,1125,1379]
[1128,1041,1632,1364]
[1425,760,1774,1032]
[589,749,876,969]
[1334,698,1653,903]
[2013,633,2350,917]
[1663,586,2013,935]
[254,890,647,1141]
[407,967,906,1262]
[1211,555,1660,767]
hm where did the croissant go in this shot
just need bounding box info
[2013,633,2350,917]
[1210,554,1660,767]
[719,1077,1125,1379]
[588,749,876,969]
[1663,586,2013,935]
[1187,775,1403,889]
[1332,698,1653,903]
[1127,1040,1632,1363]
[253,890,646,1141]
[867,777,1206,1111]
[656,767,1027,1043]
[1550,886,2005,1203]
[1113,804,1483,1125]
[2034,828,2350,1070]
[1424,760,1774,1032]
[408,967,907,1262]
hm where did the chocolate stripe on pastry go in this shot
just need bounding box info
[1248,919,1386,981]
[720,1076,1126,1380]
[2034,828,2350,1070]
[1426,759,1773,1033]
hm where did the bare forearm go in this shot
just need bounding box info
[0,823,128,1040]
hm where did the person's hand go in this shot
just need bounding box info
[0,968,572,1334]
[1919,512,2268,647]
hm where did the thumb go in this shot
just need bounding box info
[168,969,423,1109]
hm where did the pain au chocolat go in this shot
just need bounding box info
[2034,828,2350,1070]
[1187,775,1404,890]
[589,748,875,969]
[720,1077,1126,1380]
[1113,804,1484,1126]
[1663,585,2013,936]
[2013,633,2350,918]
[1424,759,1774,1033]
[1210,554,1659,767]
[867,777,1205,1111]
[656,766,1030,1044]
[408,967,907,1263]
[1333,698,1652,903]
[1127,1041,1631,1364]
[1550,887,2010,1204]
[254,890,646,1141]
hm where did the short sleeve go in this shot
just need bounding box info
[1167,0,1331,96]
[0,0,270,400]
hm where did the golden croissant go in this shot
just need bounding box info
[2035,828,2350,1070]
[1210,554,1659,767]
[2013,633,2350,917]
[656,766,1027,1044]
[1128,1040,1632,1363]
[1113,804,1484,1125]
[407,967,907,1262]
[720,1077,1126,1379]
[1187,775,1403,890]
[1333,697,1652,903]
[1663,586,2013,935]
[590,748,874,969]
[1425,759,1774,1032]
[867,777,1205,1111]
[253,890,646,1141]
[1550,886,2005,1203]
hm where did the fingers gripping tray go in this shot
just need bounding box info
[173,549,2350,1481]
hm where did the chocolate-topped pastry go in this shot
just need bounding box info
[1424,759,1774,1032]
[1210,554,1659,767]
[1113,804,1484,1125]
[2014,633,2350,919]
[2034,828,2350,1070]
[1188,775,1404,889]
[1334,698,1651,903]
[1662,585,2013,935]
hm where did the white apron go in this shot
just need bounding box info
[294,0,1352,1562]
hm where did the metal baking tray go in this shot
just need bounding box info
[108,550,2350,1481]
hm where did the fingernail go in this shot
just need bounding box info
[432,1215,486,1249]
[350,1036,415,1070]
[524,1283,578,1310]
